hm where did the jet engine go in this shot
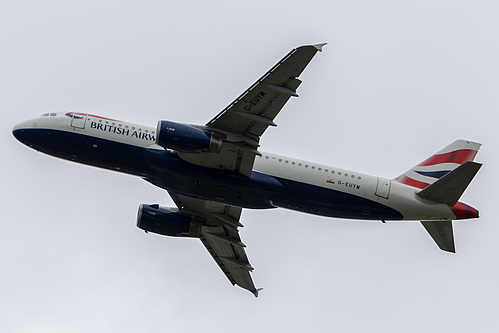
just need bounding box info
[137,204,201,237]
[156,120,222,153]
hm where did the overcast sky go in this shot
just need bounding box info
[3,1,499,332]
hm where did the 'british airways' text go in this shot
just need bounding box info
[90,122,156,141]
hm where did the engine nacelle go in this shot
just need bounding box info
[156,120,222,153]
[137,204,201,237]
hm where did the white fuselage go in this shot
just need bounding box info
[13,112,465,221]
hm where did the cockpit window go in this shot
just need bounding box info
[50,113,57,117]
[41,113,50,116]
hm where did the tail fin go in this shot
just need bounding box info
[395,140,481,190]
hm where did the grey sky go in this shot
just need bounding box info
[3,1,498,332]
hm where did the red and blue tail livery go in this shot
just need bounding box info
[396,140,481,189]
[12,43,482,296]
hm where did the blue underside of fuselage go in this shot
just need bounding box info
[13,128,403,220]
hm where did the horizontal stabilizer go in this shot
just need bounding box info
[417,161,482,205]
[421,220,455,253]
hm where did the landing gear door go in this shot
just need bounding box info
[375,178,391,199]
[70,113,87,129]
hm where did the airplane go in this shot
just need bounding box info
[12,43,482,297]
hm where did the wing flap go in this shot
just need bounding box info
[200,224,258,295]
[207,44,325,139]
[177,143,257,177]
[169,193,260,296]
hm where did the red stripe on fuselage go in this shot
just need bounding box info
[418,149,477,167]
[68,112,118,122]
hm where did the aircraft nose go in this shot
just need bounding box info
[12,119,36,143]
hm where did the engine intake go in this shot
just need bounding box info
[156,120,222,153]
[137,204,201,237]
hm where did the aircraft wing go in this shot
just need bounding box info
[177,43,325,176]
[168,192,260,296]
[206,43,326,139]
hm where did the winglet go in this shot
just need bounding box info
[253,288,264,297]
[312,43,327,52]
[298,43,327,52]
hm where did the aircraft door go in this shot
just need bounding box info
[375,178,391,199]
[70,113,87,129]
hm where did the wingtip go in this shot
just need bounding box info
[313,43,327,52]
[297,43,327,52]
[253,288,264,297]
